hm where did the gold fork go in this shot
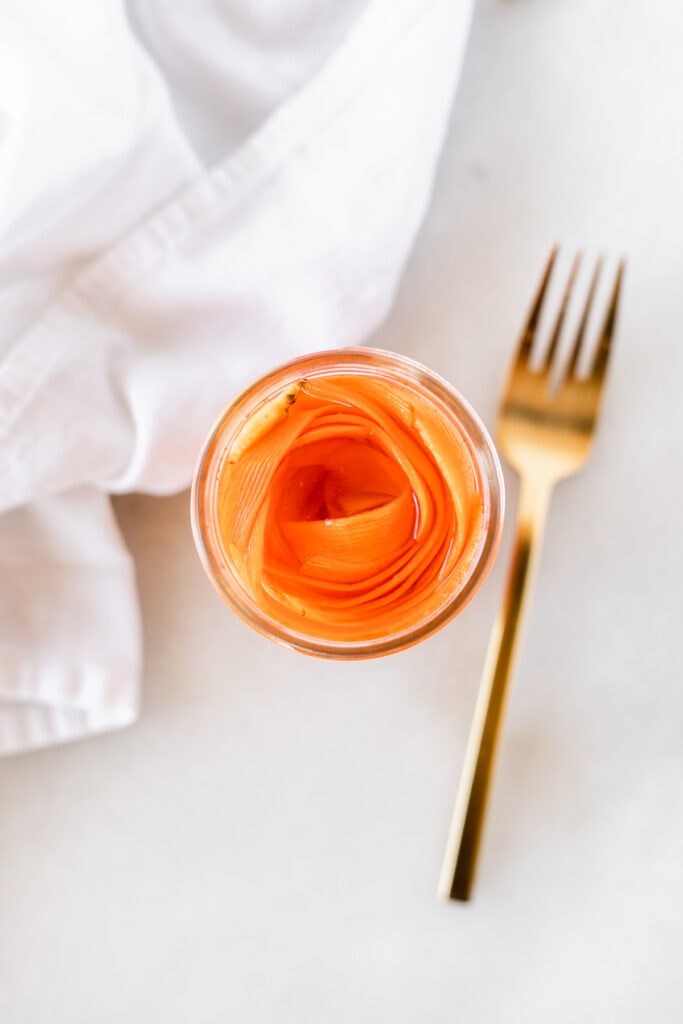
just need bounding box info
[438,247,625,901]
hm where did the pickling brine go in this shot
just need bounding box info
[192,349,503,658]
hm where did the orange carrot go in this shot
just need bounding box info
[215,371,485,642]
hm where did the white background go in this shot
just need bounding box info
[2,0,683,1020]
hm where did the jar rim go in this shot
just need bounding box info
[191,347,504,659]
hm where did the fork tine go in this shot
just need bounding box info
[543,252,581,372]
[514,245,559,368]
[566,256,602,378]
[591,260,625,382]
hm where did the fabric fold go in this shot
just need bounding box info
[0,0,474,753]
[0,488,140,754]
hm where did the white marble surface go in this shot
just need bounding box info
[2,0,683,1020]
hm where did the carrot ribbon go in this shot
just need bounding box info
[217,374,483,641]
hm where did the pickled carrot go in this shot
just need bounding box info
[215,372,484,642]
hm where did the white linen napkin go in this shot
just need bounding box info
[0,0,474,754]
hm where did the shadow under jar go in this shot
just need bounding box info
[191,348,504,659]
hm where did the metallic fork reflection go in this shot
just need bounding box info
[439,247,625,901]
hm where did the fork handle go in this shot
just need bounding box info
[438,476,553,901]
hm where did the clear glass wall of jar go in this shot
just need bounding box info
[191,348,504,659]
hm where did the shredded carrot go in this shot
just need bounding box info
[215,372,484,641]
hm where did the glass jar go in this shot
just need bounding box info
[191,348,504,658]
